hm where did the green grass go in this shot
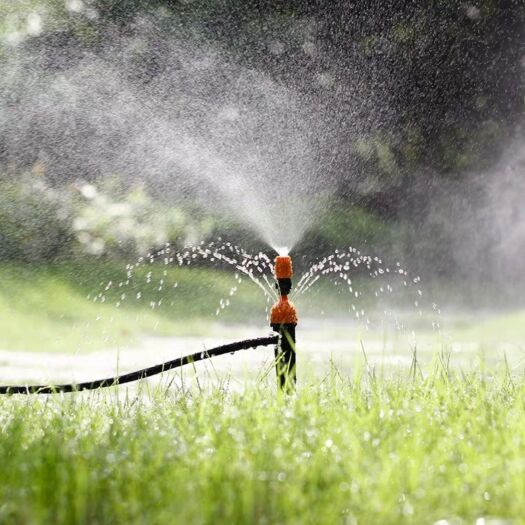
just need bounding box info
[450,310,525,343]
[0,261,266,352]
[1,261,524,354]
[1,263,524,524]
[0,368,523,524]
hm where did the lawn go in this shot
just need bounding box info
[1,263,524,525]
[0,261,265,352]
[1,261,524,357]
[0,368,522,524]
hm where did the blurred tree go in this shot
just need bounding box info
[0,0,524,285]
[2,0,523,189]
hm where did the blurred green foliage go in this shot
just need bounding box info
[0,174,214,262]
[0,0,524,295]
[0,172,72,262]
[1,0,523,181]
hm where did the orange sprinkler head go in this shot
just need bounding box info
[270,296,298,325]
[274,255,293,280]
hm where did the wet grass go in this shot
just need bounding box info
[450,309,525,344]
[0,262,264,352]
[0,261,523,355]
[0,368,523,524]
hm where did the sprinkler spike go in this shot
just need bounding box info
[270,255,297,392]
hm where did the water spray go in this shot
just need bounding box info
[271,255,298,392]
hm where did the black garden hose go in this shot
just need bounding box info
[0,336,279,395]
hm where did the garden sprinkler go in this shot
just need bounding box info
[0,253,296,395]
[271,255,298,392]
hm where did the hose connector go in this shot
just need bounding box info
[270,295,298,325]
[271,255,297,325]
